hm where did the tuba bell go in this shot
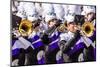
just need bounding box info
[19,19,33,36]
[81,22,95,37]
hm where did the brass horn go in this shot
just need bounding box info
[19,19,33,36]
[57,22,67,32]
[81,22,95,37]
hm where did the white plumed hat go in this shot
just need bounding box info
[81,6,95,15]
[42,3,54,18]
[53,4,64,20]
[24,2,39,21]
[45,12,56,23]
[42,3,56,22]
[35,3,42,16]
[16,2,26,19]
[68,5,81,15]
[65,14,75,23]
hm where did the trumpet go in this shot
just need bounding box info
[81,22,95,37]
[78,22,95,48]
[19,19,33,36]
[57,22,68,32]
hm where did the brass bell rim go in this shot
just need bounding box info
[81,22,94,37]
[19,19,33,36]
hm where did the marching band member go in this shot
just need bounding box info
[27,21,45,65]
[23,3,46,65]
[12,2,27,66]
[24,2,48,32]
[32,3,48,32]
[12,20,45,65]
[41,4,61,64]
[41,3,54,31]
[82,6,96,26]
[12,29,33,66]
[59,14,82,62]
[12,2,44,66]
[41,3,56,34]
[60,5,96,62]
[81,6,96,61]
[53,4,67,63]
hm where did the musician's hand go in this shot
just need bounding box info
[59,40,66,51]
[12,29,21,38]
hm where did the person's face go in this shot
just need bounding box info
[35,26,40,32]
[32,21,40,32]
[67,22,77,33]
[85,12,94,22]
[48,19,56,28]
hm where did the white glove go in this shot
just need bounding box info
[12,30,21,38]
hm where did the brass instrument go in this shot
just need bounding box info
[80,22,95,48]
[19,19,33,36]
[81,22,95,37]
[57,22,67,32]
